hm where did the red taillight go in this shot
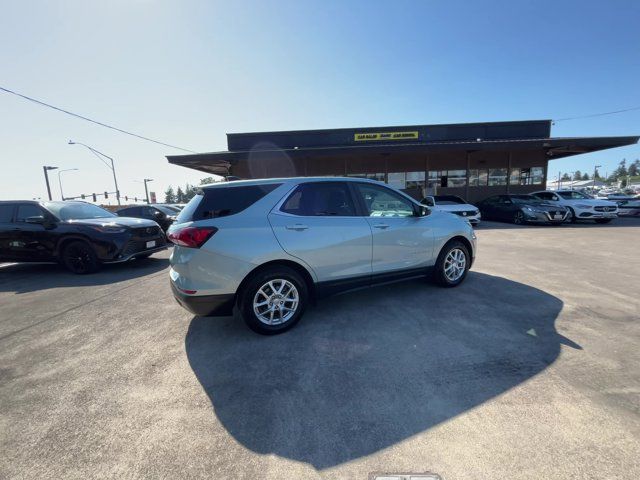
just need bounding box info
[168,226,217,248]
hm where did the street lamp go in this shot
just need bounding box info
[68,140,121,205]
[592,164,601,195]
[143,178,154,204]
[58,168,79,200]
[42,166,58,200]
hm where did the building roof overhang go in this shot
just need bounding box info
[167,135,639,176]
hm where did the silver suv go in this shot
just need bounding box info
[168,177,477,334]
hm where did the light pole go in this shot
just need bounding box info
[43,166,58,200]
[592,164,601,195]
[58,168,79,200]
[68,140,121,205]
[143,178,154,204]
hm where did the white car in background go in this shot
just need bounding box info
[421,195,481,225]
[531,190,618,223]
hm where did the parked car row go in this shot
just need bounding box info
[419,190,621,226]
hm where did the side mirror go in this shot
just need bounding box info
[26,215,46,224]
[415,205,430,217]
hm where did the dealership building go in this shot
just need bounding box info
[167,120,638,202]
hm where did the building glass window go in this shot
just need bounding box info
[531,167,544,184]
[509,167,545,185]
[387,172,406,189]
[444,170,467,188]
[488,168,508,186]
[510,168,522,185]
[428,171,441,187]
[469,169,488,187]
[366,173,385,182]
[405,171,425,190]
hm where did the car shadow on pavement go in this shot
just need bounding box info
[476,217,640,230]
[185,271,580,469]
[0,256,169,294]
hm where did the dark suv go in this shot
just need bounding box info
[116,204,178,231]
[0,201,167,273]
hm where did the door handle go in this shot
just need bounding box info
[286,224,309,231]
[373,223,389,229]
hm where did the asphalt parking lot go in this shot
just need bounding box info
[1,218,639,480]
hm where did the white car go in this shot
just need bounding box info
[531,190,618,223]
[421,195,481,225]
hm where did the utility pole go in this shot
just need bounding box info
[68,141,121,205]
[143,178,153,204]
[43,166,58,200]
[58,168,78,200]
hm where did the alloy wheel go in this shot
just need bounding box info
[444,248,466,282]
[253,279,300,326]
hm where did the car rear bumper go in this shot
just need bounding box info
[170,282,235,316]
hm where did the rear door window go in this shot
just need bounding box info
[15,204,44,222]
[0,204,15,223]
[281,182,357,216]
[178,183,282,222]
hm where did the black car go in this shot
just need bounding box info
[477,194,569,225]
[116,204,178,231]
[0,201,167,274]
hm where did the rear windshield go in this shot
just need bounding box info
[176,184,281,223]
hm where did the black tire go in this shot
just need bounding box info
[595,218,612,224]
[567,207,577,223]
[239,266,308,335]
[61,240,100,274]
[513,210,525,225]
[433,240,470,287]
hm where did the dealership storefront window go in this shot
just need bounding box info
[469,169,489,186]
[429,170,467,188]
[509,167,544,185]
[488,168,508,186]
[347,173,385,182]
[350,165,544,191]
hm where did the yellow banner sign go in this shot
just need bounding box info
[354,131,419,142]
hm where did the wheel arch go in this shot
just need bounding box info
[235,259,317,303]
[439,235,474,263]
[55,235,96,259]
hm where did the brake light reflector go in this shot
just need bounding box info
[168,226,217,248]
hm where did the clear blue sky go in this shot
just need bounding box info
[1,0,639,201]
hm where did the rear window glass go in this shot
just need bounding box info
[176,184,281,222]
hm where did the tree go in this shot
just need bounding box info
[593,168,601,179]
[573,170,582,181]
[199,177,217,185]
[183,183,198,202]
[614,159,628,179]
[628,159,640,177]
[561,173,571,181]
[164,186,176,204]
[581,172,590,180]
[176,186,185,203]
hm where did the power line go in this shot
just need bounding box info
[554,105,640,123]
[0,86,198,153]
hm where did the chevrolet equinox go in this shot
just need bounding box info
[168,177,476,334]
